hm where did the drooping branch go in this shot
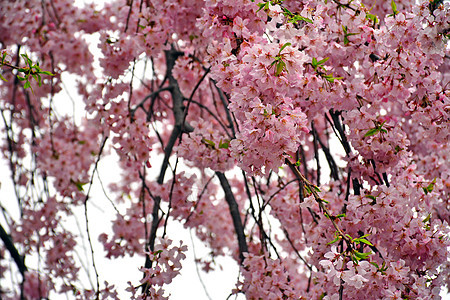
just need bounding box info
[0,223,27,276]
[327,110,361,195]
[285,159,352,245]
[157,46,193,185]
[216,172,248,263]
[83,134,109,298]
[211,80,236,137]
[145,46,193,272]
[312,121,340,181]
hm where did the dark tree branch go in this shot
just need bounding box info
[144,46,193,275]
[328,110,361,195]
[181,66,211,132]
[216,172,248,263]
[0,223,27,276]
[312,122,340,181]
[328,110,351,155]
[212,80,236,137]
[130,86,172,119]
[157,47,193,185]
[311,121,321,186]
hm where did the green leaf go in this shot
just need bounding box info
[353,250,372,260]
[23,81,31,89]
[423,178,436,194]
[304,185,312,195]
[342,25,348,35]
[40,71,55,76]
[422,213,431,223]
[300,16,313,24]
[364,195,377,201]
[21,54,32,66]
[336,213,346,219]
[295,159,301,166]
[32,74,41,87]
[317,57,329,65]
[358,238,374,246]
[269,58,278,68]
[327,233,341,245]
[391,0,398,13]
[324,75,342,83]
[278,42,291,54]
[289,15,313,24]
[202,138,216,148]
[364,128,380,137]
[312,185,321,193]
[218,139,230,149]
[257,2,269,13]
[275,60,286,76]
[344,36,350,45]
[281,6,293,16]
[71,180,87,192]
[366,13,379,24]
[394,145,403,153]
[36,74,42,87]
[0,73,7,82]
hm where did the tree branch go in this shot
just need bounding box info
[216,172,248,263]
[0,223,27,276]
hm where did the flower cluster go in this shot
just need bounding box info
[236,253,301,299]
[131,238,187,300]
[177,119,235,172]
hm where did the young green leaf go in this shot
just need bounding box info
[276,60,286,76]
[71,180,87,192]
[391,0,398,14]
[312,57,318,69]
[422,213,432,223]
[423,178,436,194]
[364,195,377,201]
[327,232,341,245]
[336,213,346,219]
[353,250,372,260]
[40,71,55,76]
[358,238,374,246]
[364,128,380,137]
[318,57,329,65]
[219,139,230,149]
[278,42,291,54]
[202,138,216,148]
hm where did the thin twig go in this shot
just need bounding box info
[83,135,108,299]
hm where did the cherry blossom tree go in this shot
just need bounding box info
[0,0,449,299]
